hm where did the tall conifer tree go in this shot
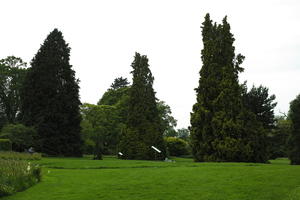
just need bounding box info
[191,14,268,162]
[288,94,300,165]
[190,14,220,161]
[119,53,165,160]
[21,29,82,156]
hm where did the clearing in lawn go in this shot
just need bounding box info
[2,156,300,200]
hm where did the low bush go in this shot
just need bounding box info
[0,159,41,197]
[165,137,189,156]
[0,139,12,151]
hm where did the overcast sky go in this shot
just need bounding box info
[1,0,299,128]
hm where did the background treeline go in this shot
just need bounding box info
[0,13,299,164]
[81,75,190,159]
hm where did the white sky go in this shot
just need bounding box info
[1,0,299,128]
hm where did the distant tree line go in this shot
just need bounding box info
[0,14,299,164]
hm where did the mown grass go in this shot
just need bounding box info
[1,156,300,200]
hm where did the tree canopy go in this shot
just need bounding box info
[81,103,121,159]
[0,56,27,128]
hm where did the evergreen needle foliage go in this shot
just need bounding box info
[119,53,165,160]
[191,14,268,163]
[288,94,300,165]
[20,29,82,157]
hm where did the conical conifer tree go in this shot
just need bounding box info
[190,14,221,161]
[21,29,82,156]
[119,53,165,160]
[191,14,268,162]
[208,17,245,161]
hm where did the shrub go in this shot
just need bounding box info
[0,159,41,197]
[0,124,37,152]
[165,137,189,156]
[0,139,12,151]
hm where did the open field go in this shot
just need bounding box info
[1,156,300,200]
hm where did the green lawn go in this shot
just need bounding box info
[2,156,300,200]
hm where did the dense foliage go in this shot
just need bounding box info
[0,139,12,151]
[177,128,190,141]
[0,56,27,129]
[99,83,177,138]
[20,29,82,156]
[119,53,166,160]
[191,14,269,163]
[98,86,130,107]
[0,152,41,197]
[165,137,188,156]
[288,94,300,165]
[242,85,277,130]
[98,82,130,125]
[0,161,41,197]
[81,103,121,159]
[157,101,177,137]
[0,124,36,152]
[268,116,291,159]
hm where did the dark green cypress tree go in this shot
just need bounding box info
[119,52,165,160]
[190,14,220,161]
[209,17,245,161]
[288,94,300,165]
[191,14,268,162]
[21,29,82,156]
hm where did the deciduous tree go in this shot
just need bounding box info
[0,56,27,128]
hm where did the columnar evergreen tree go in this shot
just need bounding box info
[191,14,268,162]
[208,16,246,161]
[288,94,300,165]
[190,14,220,162]
[119,53,165,160]
[21,29,82,156]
